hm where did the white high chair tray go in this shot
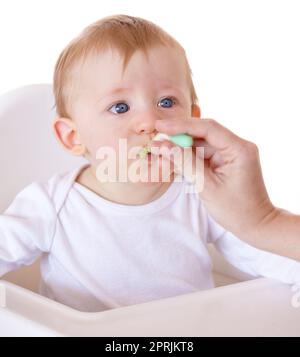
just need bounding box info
[0,278,299,337]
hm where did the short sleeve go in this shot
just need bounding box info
[0,182,56,276]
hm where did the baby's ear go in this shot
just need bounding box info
[52,117,86,156]
[191,104,201,119]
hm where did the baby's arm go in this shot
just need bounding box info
[206,212,300,285]
[0,182,56,277]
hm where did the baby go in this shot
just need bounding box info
[1,15,300,312]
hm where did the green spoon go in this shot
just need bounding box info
[153,132,193,147]
[138,132,193,159]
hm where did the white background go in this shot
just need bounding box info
[0,0,300,213]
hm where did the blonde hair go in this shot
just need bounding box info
[53,14,198,118]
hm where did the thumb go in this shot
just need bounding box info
[151,142,205,192]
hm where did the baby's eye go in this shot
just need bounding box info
[109,102,130,114]
[108,97,176,115]
[158,97,176,108]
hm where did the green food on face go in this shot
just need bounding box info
[139,145,151,159]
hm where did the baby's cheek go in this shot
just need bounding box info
[82,126,115,155]
[92,139,118,159]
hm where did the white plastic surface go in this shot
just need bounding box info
[0,83,87,213]
[1,278,300,337]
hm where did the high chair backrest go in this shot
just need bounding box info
[0,84,86,291]
[0,84,87,212]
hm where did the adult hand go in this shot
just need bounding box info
[151,117,277,241]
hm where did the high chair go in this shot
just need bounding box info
[0,84,299,336]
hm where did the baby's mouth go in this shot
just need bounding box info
[138,143,151,159]
[139,132,173,160]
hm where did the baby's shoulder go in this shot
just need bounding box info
[35,164,88,213]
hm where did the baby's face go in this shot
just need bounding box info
[67,45,193,182]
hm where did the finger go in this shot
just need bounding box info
[193,138,217,160]
[149,140,175,154]
[155,118,243,152]
[150,136,214,160]
[150,139,186,166]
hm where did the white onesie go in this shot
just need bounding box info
[1,163,299,312]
